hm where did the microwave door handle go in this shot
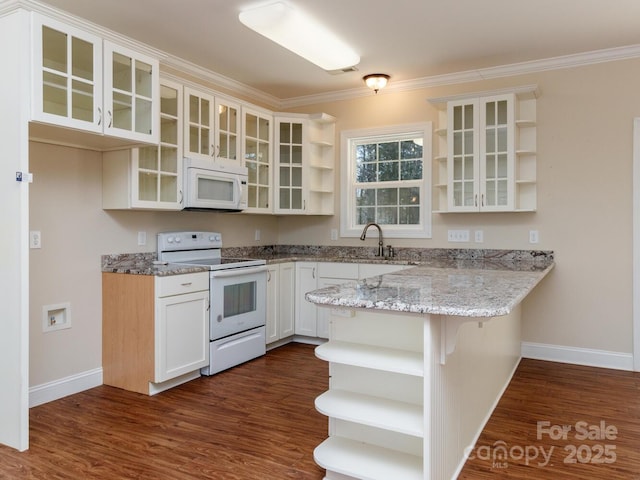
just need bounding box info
[210,265,268,278]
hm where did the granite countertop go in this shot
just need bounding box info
[304,261,554,318]
[101,253,209,276]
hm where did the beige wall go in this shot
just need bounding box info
[28,142,279,386]
[29,57,640,387]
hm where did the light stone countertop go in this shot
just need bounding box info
[305,262,554,318]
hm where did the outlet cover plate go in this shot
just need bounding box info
[448,229,470,242]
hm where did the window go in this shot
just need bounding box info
[340,123,432,238]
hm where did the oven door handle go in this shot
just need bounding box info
[210,265,268,278]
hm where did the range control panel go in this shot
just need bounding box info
[157,231,222,253]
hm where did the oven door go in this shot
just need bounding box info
[209,266,267,340]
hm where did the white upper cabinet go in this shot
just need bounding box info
[31,14,103,133]
[273,112,335,215]
[242,106,273,213]
[431,86,537,213]
[102,79,183,210]
[184,87,241,166]
[31,13,159,144]
[103,41,159,143]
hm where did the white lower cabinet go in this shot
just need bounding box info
[154,274,209,384]
[102,271,209,395]
[295,262,318,336]
[266,262,295,345]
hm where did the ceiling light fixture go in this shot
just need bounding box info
[363,74,390,94]
[238,2,360,71]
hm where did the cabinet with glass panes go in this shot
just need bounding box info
[242,107,273,213]
[102,79,183,210]
[274,113,335,215]
[31,13,159,144]
[183,87,241,166]
[429,86,537,213]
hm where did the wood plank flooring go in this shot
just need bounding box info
[2,345,640,479]
[0,343,328,480]
[459,359,640,479]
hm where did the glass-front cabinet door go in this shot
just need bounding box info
[133,80,183,209]
[103,41,159,143]
[275,118,306,213]
[447,94,515,212]
[31,13,103,133]
[448,99,478,211]
[481,95,514,211]
[184,87,215,160]
[215,98,241,165]
[243,108,272,212]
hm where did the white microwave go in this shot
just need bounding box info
[183,158,248,211]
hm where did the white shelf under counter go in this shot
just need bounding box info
[315,340,423,377]
[314,436,423,480]
[315,389,423,437]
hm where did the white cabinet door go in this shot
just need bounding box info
[265,264,279,344]
[155,290,209,382]
[274,116,307,214]
[279,263,295,338]
[242,106,273,213]
[31,13,103,133]
[295,262,317,336]
[215,96,241,166]
[103,41,159,143]
[184,86,215,160]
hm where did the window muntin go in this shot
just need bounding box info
[341,124,432,238]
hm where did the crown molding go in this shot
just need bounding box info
[280,44,640,108]
[7,0,640,110]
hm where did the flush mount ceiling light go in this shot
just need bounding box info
[239,2,360,71]
[363,74,390,94]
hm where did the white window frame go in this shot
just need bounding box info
[340,122,432,239]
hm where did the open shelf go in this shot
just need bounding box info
[315,389,423,437]
[314,436,423,480]
[315,340,423,377]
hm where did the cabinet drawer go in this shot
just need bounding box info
[156,272,209,297]
[317,262,359,279]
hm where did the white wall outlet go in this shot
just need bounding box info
[529,230,540,244]
[255,229,261,241]
[137,231,146,246]
[330,229,338,241]
[474,230,484,243]
[447,229,470,242]
[29,230,42,249]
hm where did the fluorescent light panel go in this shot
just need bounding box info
[239,2,360,71]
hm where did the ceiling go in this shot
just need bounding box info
[36,0,640,102]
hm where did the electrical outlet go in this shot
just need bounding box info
[255,229,261,241]
[30,230,41,249]
[447,229,470,242]
[529,230,539,244]
[330,229,338,241]
[474,230,484,243]
[137,231,146,246]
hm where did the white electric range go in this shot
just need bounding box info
[157,231,267,375]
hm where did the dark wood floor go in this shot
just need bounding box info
[2,344,640,479]
[459,359,640,479]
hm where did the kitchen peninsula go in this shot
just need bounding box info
[305,253,554,480]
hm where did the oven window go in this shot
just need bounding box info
[223,281,256,317]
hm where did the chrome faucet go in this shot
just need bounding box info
[360,222,384,257]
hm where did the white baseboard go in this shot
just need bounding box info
[521,342,634,371]
[29,368,103,408]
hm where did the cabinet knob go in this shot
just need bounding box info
[217,314,223,323]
